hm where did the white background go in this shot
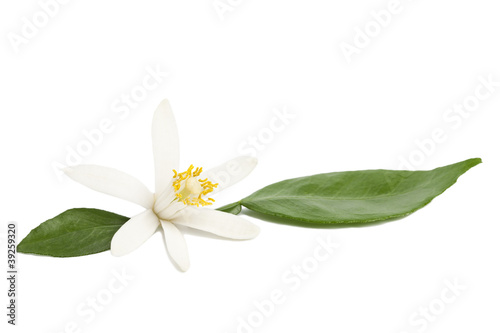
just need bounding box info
[1,0,499,332]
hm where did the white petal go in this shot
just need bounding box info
[64,165,154,208]
[153,179,176,211]
[172,207,260,240]
[203,156,258,194]
[152,99,180,195]
[111,209,159,256]
[160,221,190,271]
[157,200,186,221]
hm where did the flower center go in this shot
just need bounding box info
[172,165,218,207]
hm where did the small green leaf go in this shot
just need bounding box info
[18,208,129,257]
[238,158,481,226]
[217,202,242,215]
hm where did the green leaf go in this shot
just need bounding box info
[217,202,242,215]
[18,208,129,257]
[237,158,481,226]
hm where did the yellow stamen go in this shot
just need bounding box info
[171,164,218,206]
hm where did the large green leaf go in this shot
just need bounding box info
[18,208,129,257]
[219,158,481,226]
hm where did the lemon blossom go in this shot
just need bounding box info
[63,99,259,271]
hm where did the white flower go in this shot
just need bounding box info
[63,99,259,271]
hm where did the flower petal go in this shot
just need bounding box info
[111,209,159,256]
[203,156,258,194]
[64,165,154,208]
[160,221,190,271]
[152,99,180,195]
[172,207,260,240]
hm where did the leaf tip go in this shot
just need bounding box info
[465,157,482,169]
[16,239,27,253]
